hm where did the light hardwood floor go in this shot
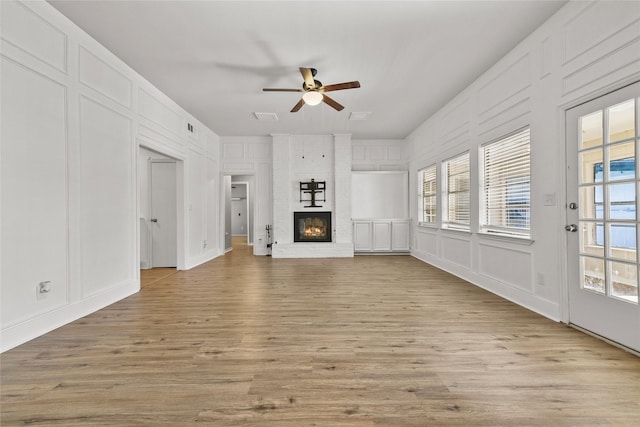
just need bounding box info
[2,243,639,426]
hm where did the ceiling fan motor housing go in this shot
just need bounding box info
[303,79,323,91]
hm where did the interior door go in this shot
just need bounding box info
[150,160,177,267]
[566,82,640,352]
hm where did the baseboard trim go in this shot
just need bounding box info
[1,280,139,353]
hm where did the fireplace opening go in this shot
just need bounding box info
[294,211,332,243]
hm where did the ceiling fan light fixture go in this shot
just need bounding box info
[302,91,323,106]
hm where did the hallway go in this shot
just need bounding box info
[2,250,639,425]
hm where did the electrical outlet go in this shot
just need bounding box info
[36,281,51,300]
[536,273,545,286]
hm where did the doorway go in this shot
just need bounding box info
[139,145,182,273]
[565,82,640,352]
[231,182,249,246]
[222,174,255,253]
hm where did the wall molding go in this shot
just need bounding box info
[1,280,138,352]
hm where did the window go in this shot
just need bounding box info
[481,127,530,236]
[594,157,636,249]
[419,165,437,224]
[442,152,470,229]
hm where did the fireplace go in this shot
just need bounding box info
[294,211,332,243]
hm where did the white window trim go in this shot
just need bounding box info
[442,151,470,231]
[477,230,534,245]
[479,126,531,238]
[418,164,437,226]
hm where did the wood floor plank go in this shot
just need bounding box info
[2,244,639,425]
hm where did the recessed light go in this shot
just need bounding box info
[349,112,371,121]
[254,112,279,121]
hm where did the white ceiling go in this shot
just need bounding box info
[48,0,567,139]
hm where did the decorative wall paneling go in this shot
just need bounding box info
[78,47,132,108]
[351,139,407,171]
[415,227,437,256]
[478,243,533,293]
[78,96,135,298]
[1,0,221,352]
[436,97,471,150]
[205,138,220,256]
[0,0,67,73]
[560,1,640,100]
[138,89,184,139]
[439,233,472,270]
[408,0,640,322]
[1,56,69,326]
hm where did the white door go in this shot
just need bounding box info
[150,160,177,267]
[566,82,640,352]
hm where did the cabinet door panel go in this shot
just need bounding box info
[372,221,392,251]
[353,222,372,251]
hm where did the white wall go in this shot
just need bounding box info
[1,0,221,352]
[351,171,409,219]
[407,0,640,321]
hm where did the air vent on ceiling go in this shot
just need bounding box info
[254,112,279,121]
[349,112,371,121]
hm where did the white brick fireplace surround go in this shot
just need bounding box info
[271,134,354,258]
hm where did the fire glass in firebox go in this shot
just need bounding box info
[293,211,331,242]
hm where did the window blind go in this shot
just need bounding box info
[445,152,470,226]
[482,128,530,234]
[421,165,437,223]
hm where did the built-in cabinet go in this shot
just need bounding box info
[351,170,409,253]
[353,219,410,253]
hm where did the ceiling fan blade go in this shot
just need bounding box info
[263,88,304,92]
[322,94,344,111]
[299,67,316,89]
[321,81,361,92]
[291,98,305,112]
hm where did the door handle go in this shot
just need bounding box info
[565,224,577,232]
[150,218,158,223]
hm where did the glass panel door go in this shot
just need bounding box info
[566,82,640,352]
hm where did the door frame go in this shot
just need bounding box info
[556,80,638,325]
[559,79,640,326]
[231,181,251,244]
[220,172,256,255]
[138,139,186,271]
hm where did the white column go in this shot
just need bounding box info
[334,134,353,249]
[271,134,291,245]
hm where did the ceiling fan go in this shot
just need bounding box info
[263,67,360,112]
